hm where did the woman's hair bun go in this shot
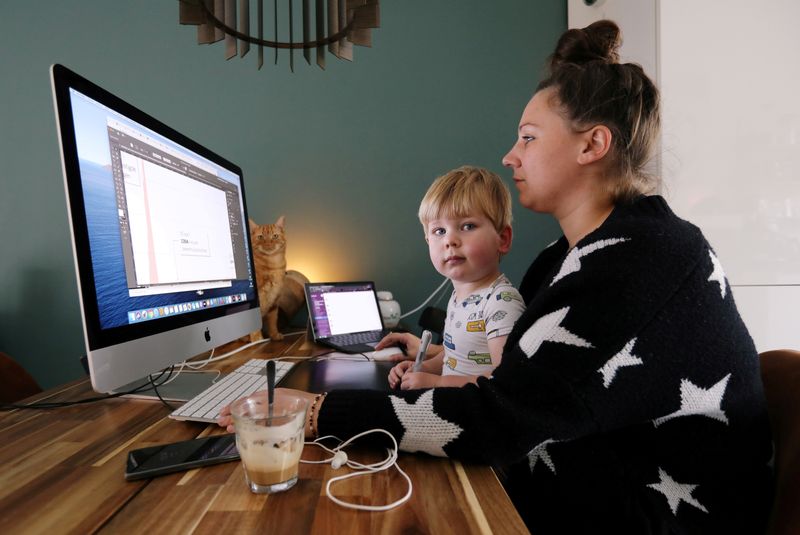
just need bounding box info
[549,19,621,70]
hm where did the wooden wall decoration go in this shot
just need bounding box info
[179,0,380,71]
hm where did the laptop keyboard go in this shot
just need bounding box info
[328,330,384,347]
[169,359,296,423]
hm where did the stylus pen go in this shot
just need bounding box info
[413,330,432,372]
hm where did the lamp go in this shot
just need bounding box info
[179,0,380,71]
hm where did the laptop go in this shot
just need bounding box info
[304,281,391,353]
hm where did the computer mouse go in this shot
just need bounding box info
[369,347,403,361]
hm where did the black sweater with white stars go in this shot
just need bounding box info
[319,195,774,533]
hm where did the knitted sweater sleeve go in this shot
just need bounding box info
[318,199,762,468]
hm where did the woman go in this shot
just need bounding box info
[221,20,774,533]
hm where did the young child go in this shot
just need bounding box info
[380,165,525,389]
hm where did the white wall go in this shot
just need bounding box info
[569,0,800,352]
[567,0,657,78]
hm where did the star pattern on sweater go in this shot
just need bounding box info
[518,307,593,358]
[598,338,643,388]
[550,237,630,286]
[390,390,463,456]
[707,250,727,299]
[647,468,708,515]
[653,374,731,427]
[527,438,558,474]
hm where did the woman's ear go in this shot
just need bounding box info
[577,125,612,165]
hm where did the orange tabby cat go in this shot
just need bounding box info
[249,216,286,341]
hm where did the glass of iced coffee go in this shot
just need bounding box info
[230,391,308,494]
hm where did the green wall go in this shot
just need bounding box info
[0,1,565,389]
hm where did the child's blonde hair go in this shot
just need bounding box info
[418,166,513,233]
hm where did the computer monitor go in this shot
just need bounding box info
[50,64,261,397]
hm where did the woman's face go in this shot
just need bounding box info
[502,88,588,215]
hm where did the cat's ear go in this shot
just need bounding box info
[275,215,285,229]
[249,218,258,231]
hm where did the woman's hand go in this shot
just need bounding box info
[400,371,440,390]
[277,388,323,438]
[375,332,419,362]
[216,388,321,437]
[388,360,415,388]
[217,401,235,433]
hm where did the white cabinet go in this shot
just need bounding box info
[568,0,800,351]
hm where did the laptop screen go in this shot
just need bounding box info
[305,282,384,338]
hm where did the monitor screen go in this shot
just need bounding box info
[51,64,261,394]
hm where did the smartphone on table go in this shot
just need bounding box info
[125,433,239,481]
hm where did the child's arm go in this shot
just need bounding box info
[432,374,482,387]
[425,344,443,359]
[402,348,504,389]
[419,349,444,373]
[424,334,510,388]
[375,331,443,363]
[409,369,492,388]
[398,351,449,389]
[389,350,445,389]
[487,334,508,367]
[431,336,508,388]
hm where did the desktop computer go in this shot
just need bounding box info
[51,64,261,398]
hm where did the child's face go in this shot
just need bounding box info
[424,214,511,285]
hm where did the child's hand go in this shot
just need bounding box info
[400,371,440,390]
[388,360,414,388]
[376,332,418,362]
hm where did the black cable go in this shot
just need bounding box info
[311,349,336,361]
[0,366,177,411]
[147,372,178,410]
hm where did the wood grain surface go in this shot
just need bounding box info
[0,334,529,534]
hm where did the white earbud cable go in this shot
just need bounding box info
[302,429,412,511]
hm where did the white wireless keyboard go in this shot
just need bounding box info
[169,359,296,423]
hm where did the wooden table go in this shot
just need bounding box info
[0,334,529,534]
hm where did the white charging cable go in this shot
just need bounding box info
[302,430,412,511]
[399,278,450,319]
